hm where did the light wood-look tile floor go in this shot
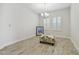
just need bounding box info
[0,36,79,55]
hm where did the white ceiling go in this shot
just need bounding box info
[0,3,71,14]
[25,3,71,13]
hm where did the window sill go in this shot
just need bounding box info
[44,29,62,32]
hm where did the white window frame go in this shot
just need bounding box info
[43,16,62,31]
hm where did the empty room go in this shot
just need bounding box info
[0,3,79,55]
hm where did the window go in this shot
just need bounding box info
[44,17,62,31]
[52,17,57,30]
[57,17,62,30]
[44,18,50,28]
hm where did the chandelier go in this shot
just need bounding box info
[41,3,50,17]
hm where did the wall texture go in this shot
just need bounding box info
[0,4,38,49]
[71,4,79,52]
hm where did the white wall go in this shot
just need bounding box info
[0,4,38,49]
[71,4,79,51]
[39,8,70,38]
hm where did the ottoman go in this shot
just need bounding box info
[39,34,55,46]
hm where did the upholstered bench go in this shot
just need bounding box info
[39,34,55,46]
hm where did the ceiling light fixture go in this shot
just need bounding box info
[41,3,49,17]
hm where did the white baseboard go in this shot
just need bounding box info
[70,37,79,52]
[0,35,35,49]
[55,35,71,39]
